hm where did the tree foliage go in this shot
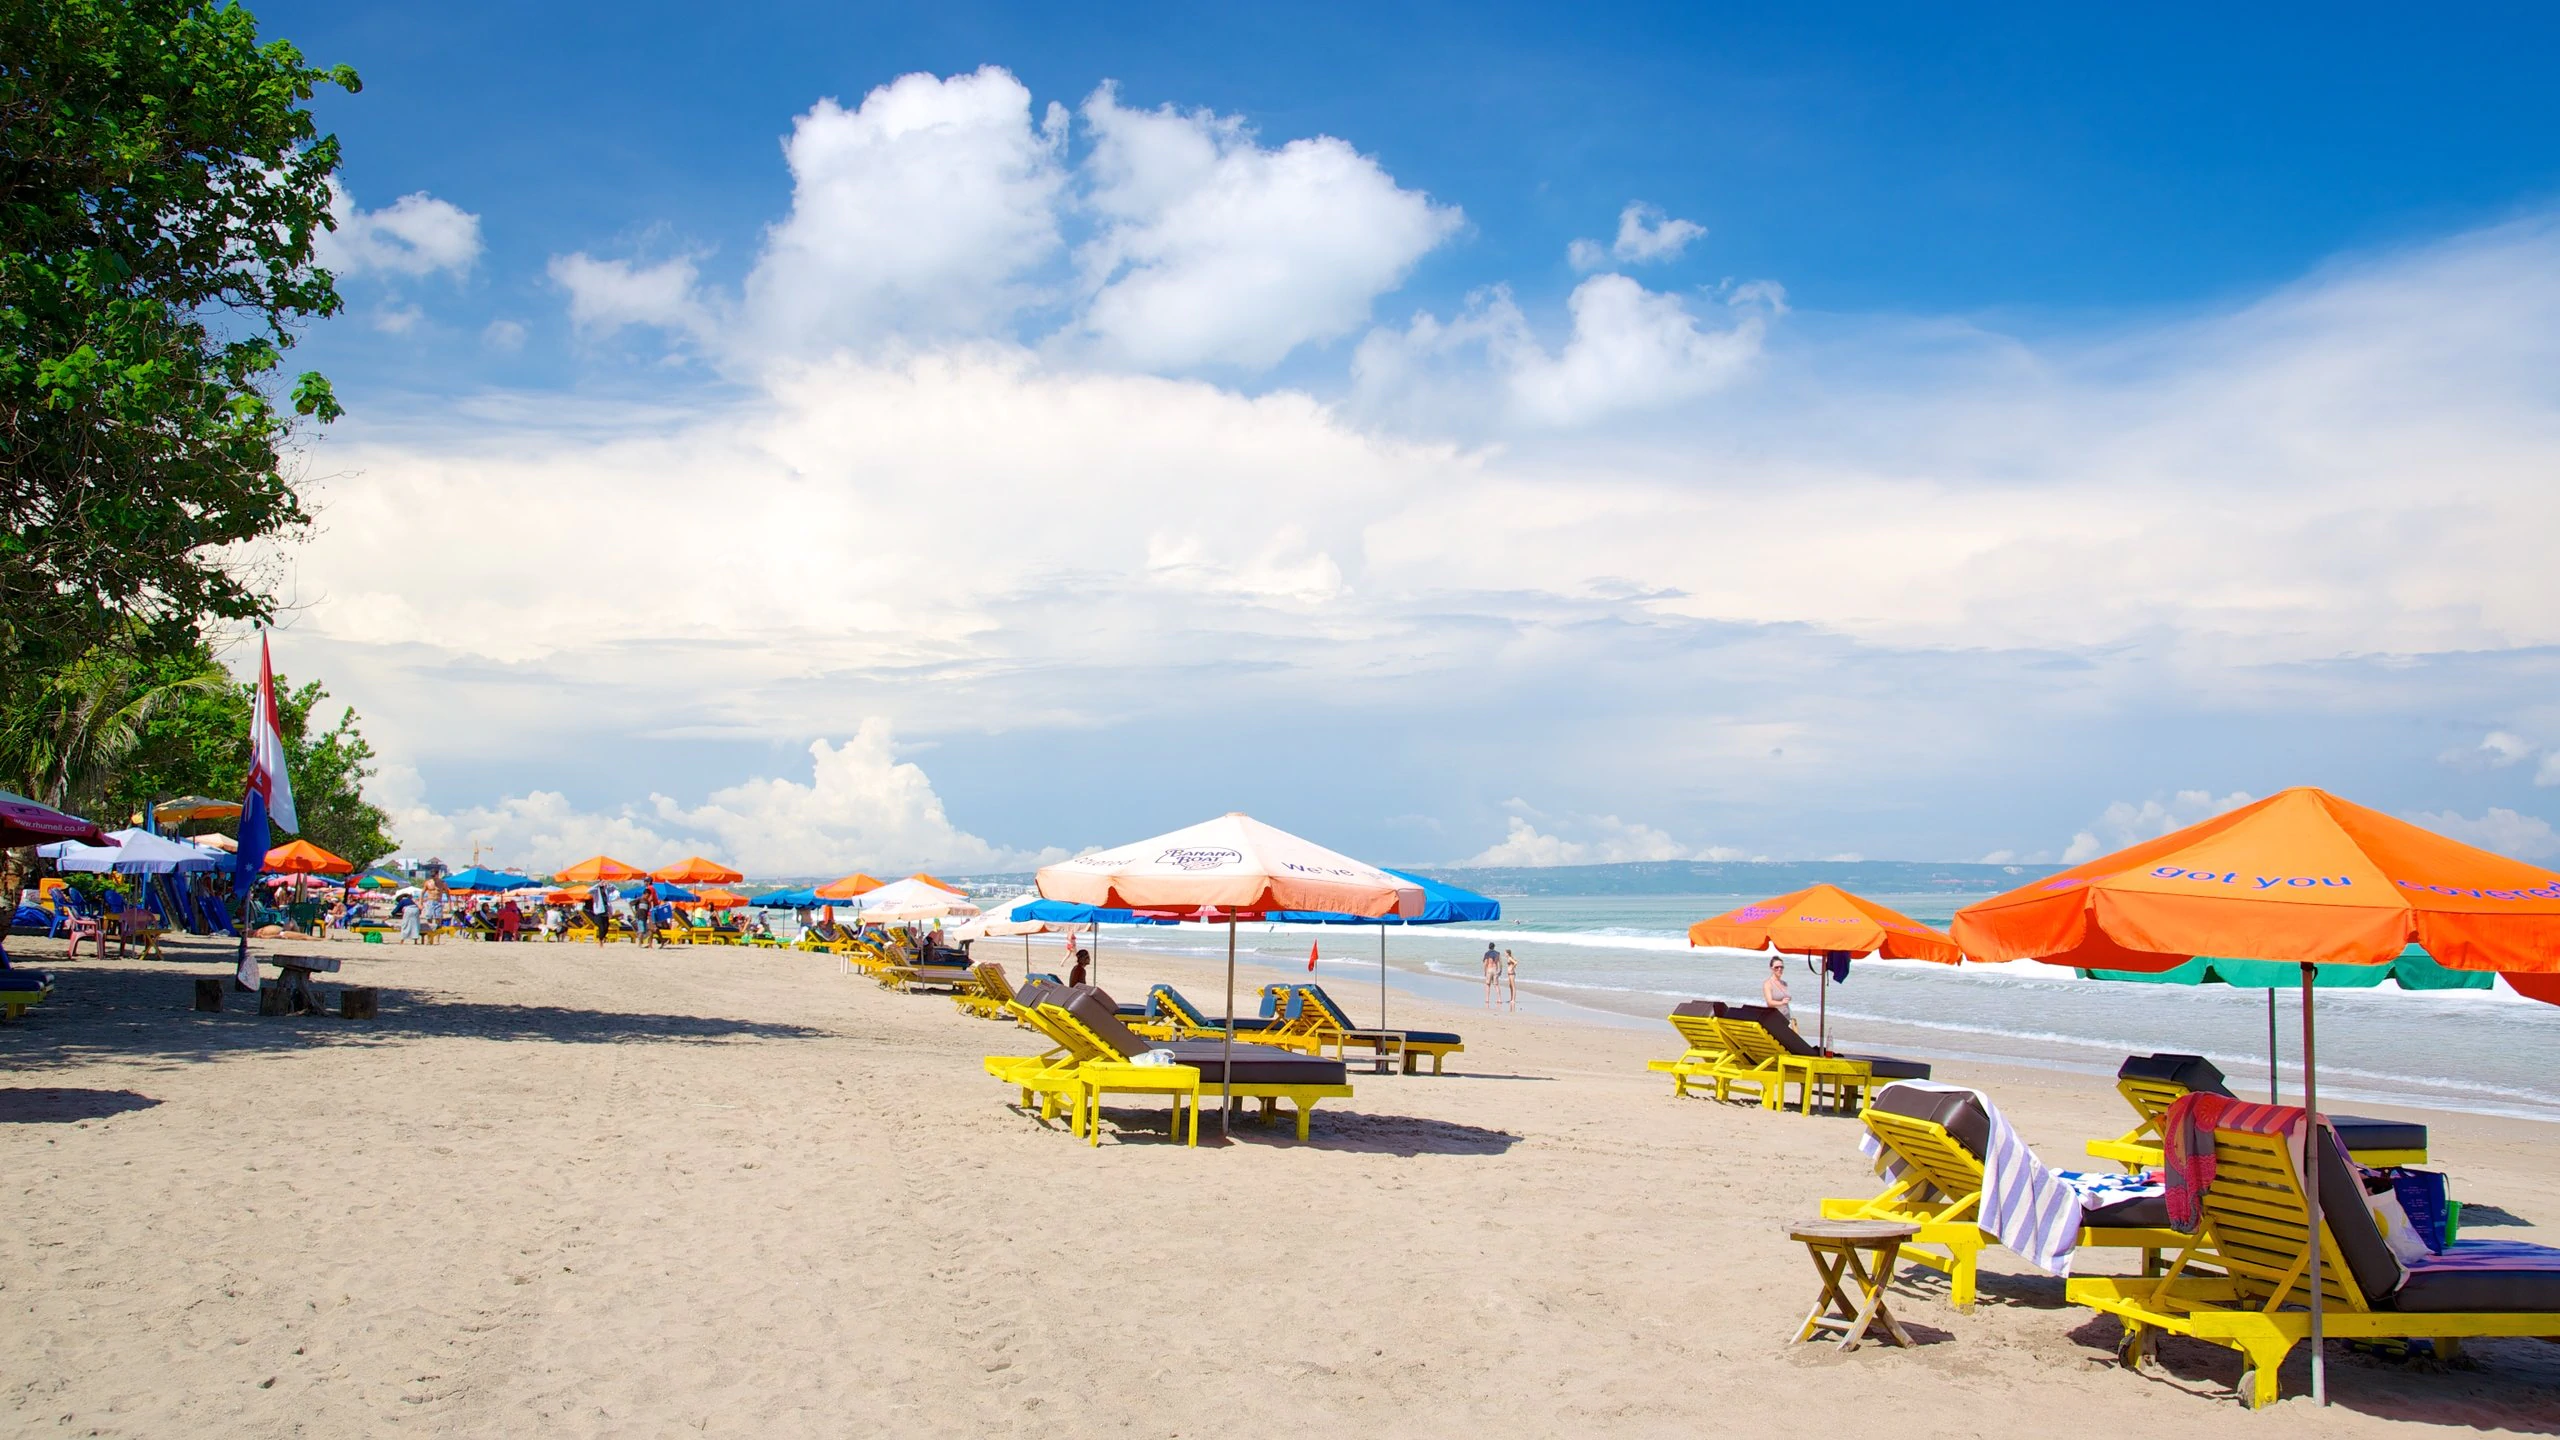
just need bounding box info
[3,630,398,868]
[1,0,358,684]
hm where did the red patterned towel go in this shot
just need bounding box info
[2162,1094,2304,1232]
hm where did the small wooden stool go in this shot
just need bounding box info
[1789,1219,1919,1350]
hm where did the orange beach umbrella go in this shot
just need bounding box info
[815,872,883,901]
[652,855,743,885]
[264,839,353,875]
[1951,786,2560,1405]
[906,871,968,896]
[1950,787,2560,976]
[1689,884,1962,963]
[556,855,646,884]
[690,887,748,909]
[1689,884,1958,1051]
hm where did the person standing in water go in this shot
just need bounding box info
[1762,955,1792,1022]
[1482,943,1501,1007]
[1503,948,1519,1011]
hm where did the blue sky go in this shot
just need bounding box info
[240,2,2560,873]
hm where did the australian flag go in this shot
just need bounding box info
[230,635,299,986]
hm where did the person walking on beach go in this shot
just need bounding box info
[1763,955,1792,1021]
[636,882,660,947]
[396,892,422,945]
[586,883,612,944]
[1482,943,1500,1007]
[1503,947,1519,1011]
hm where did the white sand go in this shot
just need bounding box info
[3,929,2555,1435]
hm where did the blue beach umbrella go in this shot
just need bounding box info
[753,886,827,908]
[444,866,536,892]
[1264,868,1504,1030]
[615,881,696,903]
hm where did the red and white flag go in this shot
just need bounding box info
[247,633,299,834]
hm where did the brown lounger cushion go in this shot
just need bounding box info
[1160,1040,1349,1086]
[2121,1053,2426,1155]
[1725,1004,1930,1080]
[1670,999,1725,1018]
[1868,1082,1990,1159]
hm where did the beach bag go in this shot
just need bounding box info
[2383,1168,2457,1251]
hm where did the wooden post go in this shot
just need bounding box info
[339,986,377,1020]
[193,977,225,1012]
[257,981,288,1015]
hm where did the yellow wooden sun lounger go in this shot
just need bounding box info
[1282,984,1465,1075]
[1701,1016,1873,1113]
[0,975,51,1022]
[1819,1102,2187,1308]
[953,963,1018,1019]
[2088,1056,2428,1171]
[995,998,1354,1144]
[1645,1009,1730,1096]
[2070,1120,2560,1408]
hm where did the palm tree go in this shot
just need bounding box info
[12,649,222,820]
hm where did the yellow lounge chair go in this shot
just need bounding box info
[1,972,51,1022]
[1692,1005,1930,1115]
[1281,984,1465,1075]
[954,963,1019,1019]
[1819,1085,2187,1308]
[1128,984,1321,1053]
[2071,1115,2560,1408]
[1645,1002,1731,1096]
[988,990,1354,1143]
[2089,1052,2427,1170]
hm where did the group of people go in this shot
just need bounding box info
[1480,942,1520,1009]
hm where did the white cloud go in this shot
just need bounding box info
[380,719,1058,875]
[2539,755,2560,788]
[300,135,2560,866]
[315,182,482,278]
[1455,803,1749,866]
[1569,202,1706,271]
[1353,273,1772,429]
[740,66,1067,354]
[2060,790,2256,865]
[370,304,423,335]
[2407,807,2560,861]
[549,253,714,339]
[483,319,528,352]
[2439,730,2533,769]
[1074,86,1461,370]
[1509,274,1767,425]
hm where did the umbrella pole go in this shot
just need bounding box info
[1817,956,1830,1054]
[1222,914,1237,1138]
[1379,924,1388,1033]
[2302,962,2326,1406]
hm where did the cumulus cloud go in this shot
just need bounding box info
[2407,807,2560,861]
[1568,201,1706,271]
[2061,790,2256,865]
[1455,803,1751,866]
[315,182,482,278]
[1354,274,1772,429]
[1074,86,1461,369]
[380,719,1059,875]
[1509,274,1769,425]
[2439,730,2533,769]
[549,253,715,339]
[483,319,527,352]
[740,66,1068,354]
[306,129,2560,865]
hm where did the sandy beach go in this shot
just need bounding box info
[3,930,2555,1436]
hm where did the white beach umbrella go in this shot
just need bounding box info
[946,892,1053,941]
[1036,812,1423,1136]
[853,877,983,920]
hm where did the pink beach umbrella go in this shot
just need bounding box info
[1036,812,1423,1136]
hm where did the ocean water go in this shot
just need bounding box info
[1025,892,2560,1126]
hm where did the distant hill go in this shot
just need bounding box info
[1397,859,2056,897]
[935,858,2055,899]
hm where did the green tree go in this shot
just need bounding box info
[1,0,358,699]
[5,628,224,815]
